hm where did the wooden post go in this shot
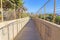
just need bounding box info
[1,0,3,22]
[53,0,56,22]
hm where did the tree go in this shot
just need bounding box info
[9,0,23,8]
[0,0,14,10]
[0,0,24,10]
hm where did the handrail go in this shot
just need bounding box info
[39,19,60,28]
[32,18,60,40]
[0,17,29,29]
[0,17,30,40]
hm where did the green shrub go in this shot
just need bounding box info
[55,16,60,24]
[19,13,29,18]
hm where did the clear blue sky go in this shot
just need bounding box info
[23,0,60,15]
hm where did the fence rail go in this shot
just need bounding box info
[0,17,30,40]
[32,18,60,40]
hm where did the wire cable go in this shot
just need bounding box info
[36,0,50,14]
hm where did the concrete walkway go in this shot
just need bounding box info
[14,19,41,40]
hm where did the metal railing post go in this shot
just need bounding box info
[44,6,46,20]
[1,0,3,22]
[2,28,4,40]
[17,21,18,34]
[7,26,9,40]
[12,24,14,40]
[40,9,42,19]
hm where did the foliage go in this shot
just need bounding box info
[38,14,60,25]
[0,0,14,10]
[45,14,53,21]
[19,13,29,18]
[0,0,28,21]
[0,0,23,10]
[9,0,23,8]
[55,16,60,24]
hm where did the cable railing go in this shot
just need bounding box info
[0,0,25,22]
[0,17,30,40]
[36,0,60,25]
[0,0,16,21]
[36,0,50,14]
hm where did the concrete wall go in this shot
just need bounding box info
[0,17,30,40]
[32,18,60,40]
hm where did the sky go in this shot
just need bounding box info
[23,0,60,15]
